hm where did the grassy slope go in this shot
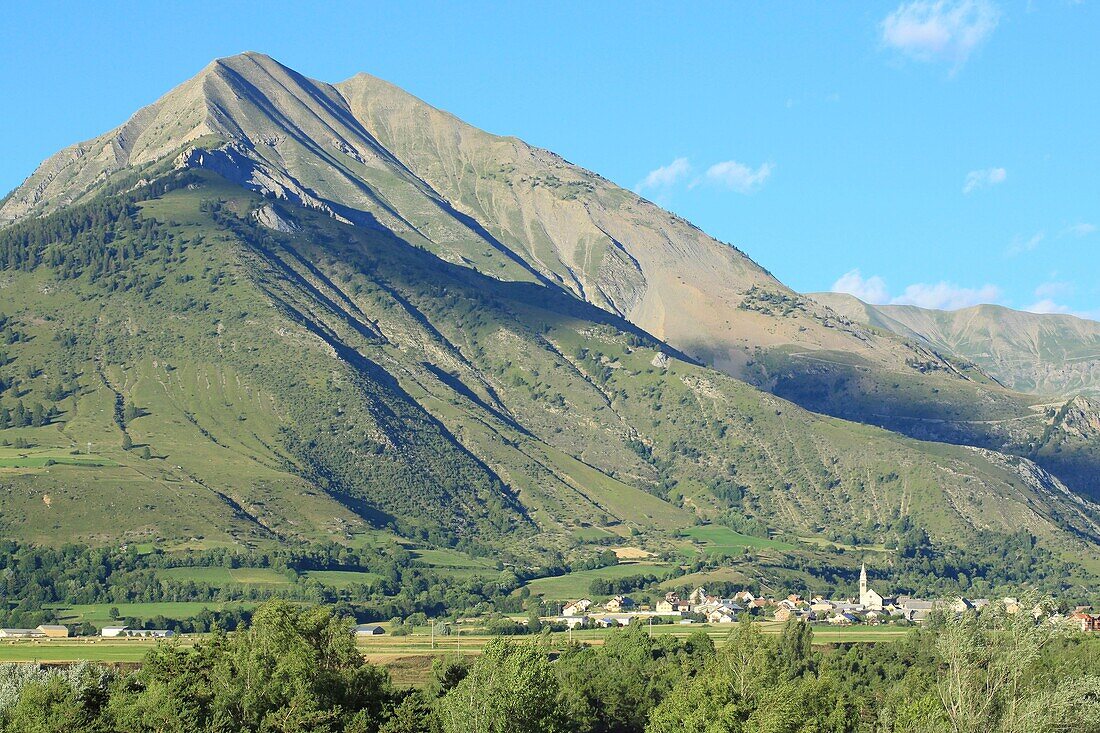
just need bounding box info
[0,174,1096,575]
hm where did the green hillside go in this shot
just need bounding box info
[0,170,1096,571]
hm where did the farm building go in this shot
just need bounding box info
[354,624,385,636]
[36,624,70,638]
[0,628,44,638]
[101,627,129,637]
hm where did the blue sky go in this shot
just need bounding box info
[1,1,1097,317]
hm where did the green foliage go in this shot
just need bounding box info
[435,637,568,733]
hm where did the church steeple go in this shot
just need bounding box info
[859,562,868,606]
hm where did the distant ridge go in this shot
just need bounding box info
[811,292,1100,398]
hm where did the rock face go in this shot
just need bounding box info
[1058,396,1100,438]
[252,203,299,233]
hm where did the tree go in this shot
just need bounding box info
[934,605,1100,733]
[436,638,567,733]
[526,600,543,635]
[775,619,815,680]
[646,617,809,733]
[31,402,45,427]
[141,446,151,460]
[121,434,132,450]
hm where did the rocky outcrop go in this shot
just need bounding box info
[252,203,299,233]
[1056,396,1100,438]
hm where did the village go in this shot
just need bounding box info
[3,565,1099,642]
[551,564,1100,633]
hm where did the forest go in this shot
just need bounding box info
[1,600,1098,732]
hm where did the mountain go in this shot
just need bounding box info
[1,53,1097,575]
[809,292,1100,399]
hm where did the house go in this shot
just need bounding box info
[774,606,796,623]
[655,599,684,615]
[706,607,738,624]
[1070,612,1099,633]
[101,626,128,638]
[687,587,709,606]
[828,613,858,625]
[734,591,756,604]
[563,599,592,617]
[901,600,935,623]
[0,628,44,639]
[36,625,69,638]
[594,617,618,628]
[605,596,634,613]
[354,624,385,636]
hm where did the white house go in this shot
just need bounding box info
[706,607,738,624]
[563,599,592,617]
[101,626,128,638]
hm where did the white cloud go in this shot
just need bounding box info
[1034,281,1074,299]
[831,269,890,304]
[1025,298,1073,315]
[1063,222,1097,237]
[892,281,1002,310]
[963,166,1007,194]
[700,160,774,193]
[635,157,691,192]
[1007,230,1045,256]
[881,0,1000,70]
[831,270,1000,309]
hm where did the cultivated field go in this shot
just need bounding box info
[0,622,913,679]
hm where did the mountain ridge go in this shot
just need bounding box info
[1,53,1098,573]
[810,291,1100,398]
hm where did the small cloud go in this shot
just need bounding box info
[963,166,1007,194]
[1034,281,1074,299]
[1025,298,1073,315]
[700,160,774,193]
[891,281,1002,310]
[1007,230,1045,256]
[636,157,691,192]
[1063,222,1096,238]
[881,0,1000,71]
[831,269,890,304]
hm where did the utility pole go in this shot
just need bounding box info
[430,619,434,650]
